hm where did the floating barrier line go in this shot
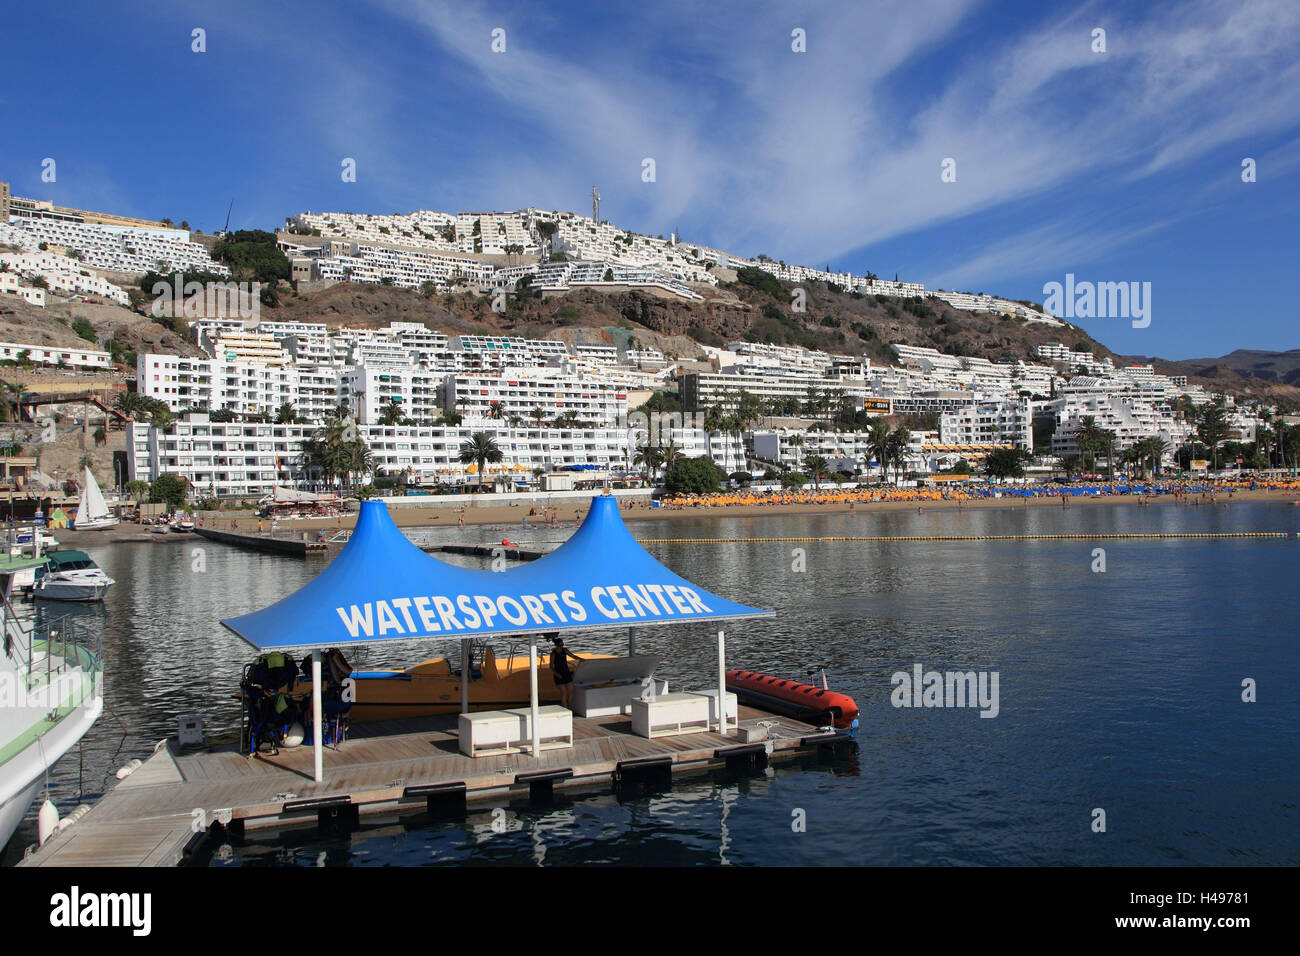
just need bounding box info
[636,532,1293,543]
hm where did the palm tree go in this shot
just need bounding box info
[1059,454,1083,479]
[1074,416,1104,473]
[867,419,892,482]
[1138,437,1169,477]
[113,391,146,419]
[887,425,911,483]
[275,402,297,424]
[459,432,503,490]
[661,440,684,474]
[529,405,547,428]
[804,454,829,489]
[377,399,406,426]
[634,443,664,482]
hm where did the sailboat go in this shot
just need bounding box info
[73,467,119,531]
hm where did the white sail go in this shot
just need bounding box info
[81,466,109,521]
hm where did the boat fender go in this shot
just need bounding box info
[282,722,305,747]
[115,758,143,779]
[38,800,59,846]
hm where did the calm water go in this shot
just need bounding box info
[5,499,1298,866]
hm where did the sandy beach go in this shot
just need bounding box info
[45,487,1300,549]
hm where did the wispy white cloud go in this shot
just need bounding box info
[362,0,1298,281]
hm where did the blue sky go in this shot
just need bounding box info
[1,0,1296,360]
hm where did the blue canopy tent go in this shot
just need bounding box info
[223,496,771,778]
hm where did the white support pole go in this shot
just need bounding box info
[529,638,541,757]
[717,629,727,736]
[460,638,470,715]
[311,648,324,783]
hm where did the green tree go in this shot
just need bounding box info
[459,432,504,489]
[1196,402,1231,469]
[803,454,829,489]
[124,479,151,505]
[663,456,724,495]
[377,399,406,426]
[634,443,664,482]
[149,473,188,510]
[984,446,1029,479]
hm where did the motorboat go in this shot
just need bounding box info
[14,528,59,552]
[149,522,170,535]
[71,467,119,531]
[0,564,104,850]
[245,642,616,725]
[169,516,195,532]
[31,550,116,602]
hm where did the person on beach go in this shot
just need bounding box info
[549,635,580,709]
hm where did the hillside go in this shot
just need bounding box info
[3,275,1288,406]
[1125,349,1300,406]
[0,294,201,360]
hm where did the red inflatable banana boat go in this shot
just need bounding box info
[726,669,859,729]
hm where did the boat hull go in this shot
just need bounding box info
[34,581,113,602]
[726,669,860,729]
[73,517,119,531]
[0,779,43,853]
[0,684,103,851]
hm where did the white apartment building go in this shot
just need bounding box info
[443,369,628,426]
[931,291,1062,325]
[129,414,746,497]
[450,335,569,361]
[1046,393,1191,461]
[1,218,226,277]
[0,246,131,305]
[680,370,871,413]
[0,273,46,307]
[306,240,497,290]
[0,341,110,368]
[339,366,445,424]
[139,354,300,417]
[201,330,292,365]
[1034,343,1116,375]
[940,400,1035,451]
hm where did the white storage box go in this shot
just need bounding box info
[691,689,737,723]
[630,693,710,739]
[573,655,667,718]
[458,705,573,757]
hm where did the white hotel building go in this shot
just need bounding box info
[1,341,111,369]
[127,416,743,496]
[443,369,629,426]
[939,400,1035,450]
[0,218,227,278]
[137,354,340,421]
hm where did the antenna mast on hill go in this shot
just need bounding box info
[591,186,600,224]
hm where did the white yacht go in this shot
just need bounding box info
[32,550,116,602]
[73,467,119,531]
[0,561,104,850]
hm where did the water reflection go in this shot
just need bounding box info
[4,501,1298,866]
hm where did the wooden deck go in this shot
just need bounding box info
[18,705,849,867]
